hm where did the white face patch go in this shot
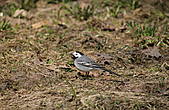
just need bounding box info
[72,51,83,58]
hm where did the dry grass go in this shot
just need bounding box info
[0,0,169,110]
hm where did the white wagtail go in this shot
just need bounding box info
[71,51,121,76]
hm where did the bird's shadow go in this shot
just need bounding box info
[76,72,94,80]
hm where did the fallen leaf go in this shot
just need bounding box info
[13,9,27,18]
[142,46,162,58]
[32,21,49,29]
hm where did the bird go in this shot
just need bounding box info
[71,51,121,77]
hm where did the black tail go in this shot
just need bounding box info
[101,68,121,77]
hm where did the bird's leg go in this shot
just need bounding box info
[77,71,90,77]
[86,71,90,76]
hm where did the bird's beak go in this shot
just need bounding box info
[68,51,75,59]
[71,54,76,59]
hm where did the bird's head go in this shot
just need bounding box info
[71,51,84,59]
